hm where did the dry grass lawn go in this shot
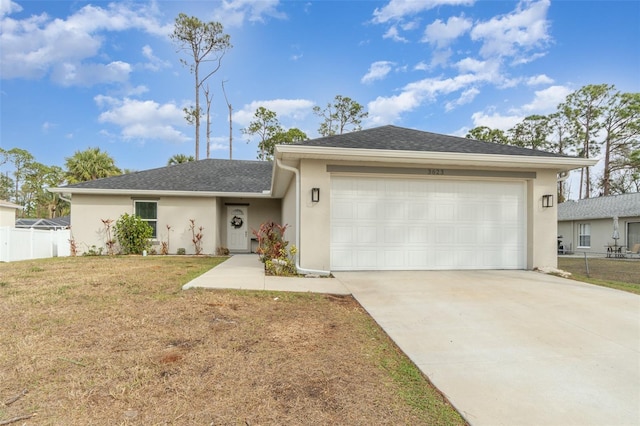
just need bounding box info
[558,257,640,294]
[0,256,465,425]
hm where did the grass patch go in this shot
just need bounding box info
[558,257,640,295]
[0,256,464,425]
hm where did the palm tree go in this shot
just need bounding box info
[65,147,121,184]
[167,154,195,165]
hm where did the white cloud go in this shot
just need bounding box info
[141,45,170,71]
[445,87,480,111]
[95,96,189,143]
[212,0,286,28]
[470,0,551,60]
[522,85,571,112]
[526,74,553,86]
[51,61,132,87]
[0,0,21,17]
[361,61,395,84]
[372,0,474,24]
[0,2,170,84]
[382,26,408,42]
[233,99,315,127]
[422,15,472,48]
[471,111,523,131]
[368,73,485,124]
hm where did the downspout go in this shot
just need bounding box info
[276,159,331,276]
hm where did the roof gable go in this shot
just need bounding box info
[293,125,569,158]
[558,193,640,221]
[61,159,272,193]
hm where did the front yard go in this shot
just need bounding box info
[558,257,640,294]
[0,256,465,425]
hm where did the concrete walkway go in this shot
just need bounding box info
[182,254,350,294]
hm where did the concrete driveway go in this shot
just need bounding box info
[334,270,640,426]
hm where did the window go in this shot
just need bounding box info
[578,223,591,248]
[628,222,640,249]
[134,201,157,238]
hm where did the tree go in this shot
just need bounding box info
[465,126,508,144]
[561,84,613,199]
[599,91,640,195]
[167,154,195,165]
[65,147,121,184]
[313,95,368,137]
[171,13,232,160]
[6,148,35,208]
[242,107,308,161]
[548,111,577,202]
[507,115,551,151]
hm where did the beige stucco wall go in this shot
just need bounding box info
[527,169,559,269]
[70,194,218,255]
[280,177,297,250]
[282,159,562,271]
[0,206,17,227]
[559,216,640,254]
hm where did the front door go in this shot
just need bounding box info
[227,206,249,252]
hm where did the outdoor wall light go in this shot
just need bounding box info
[311,187,320,203]
[542,194,554,208]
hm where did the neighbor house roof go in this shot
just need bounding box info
[16,216,70,229]
[293,125,568,158]
[0,200,22,209]
[54,159,272,195]
[558,193,640,221]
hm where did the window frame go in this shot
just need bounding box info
[134,200,158,239]
[577,222,591,248]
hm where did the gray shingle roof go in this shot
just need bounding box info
[62,159,272,193]
[294,125,569,158]
[558,193,640,221]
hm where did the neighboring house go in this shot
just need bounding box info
[0,200,21,227]
[558,193,640,255]
[50,125,593,272]
[15,216,71,230]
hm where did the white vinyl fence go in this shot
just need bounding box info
[0,227,71,262]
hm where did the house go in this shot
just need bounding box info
[50,125,594,272]
[558,193,640,255]
[0,200,21,227]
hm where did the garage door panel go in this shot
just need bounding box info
[331,176,526,271]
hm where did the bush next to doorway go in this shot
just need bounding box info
[253,221,297,276]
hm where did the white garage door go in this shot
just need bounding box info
[330,176,526,270]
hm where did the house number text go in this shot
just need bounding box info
[426,168,445,175]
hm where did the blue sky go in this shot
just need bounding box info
[1,0,639,184]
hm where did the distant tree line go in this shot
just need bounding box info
[466,84,640,200]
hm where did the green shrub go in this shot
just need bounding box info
[114,213,153,255]
[177,248,186,255]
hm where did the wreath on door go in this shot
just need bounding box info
[230,216,244,229]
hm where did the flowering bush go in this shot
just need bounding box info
[253,221,297,276]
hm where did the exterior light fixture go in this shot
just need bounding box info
[311,187,320,203]
[542,194,554,208]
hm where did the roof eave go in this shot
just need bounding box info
[275,145,597,170]
[48,187,272,198]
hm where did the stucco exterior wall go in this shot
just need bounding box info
[0,206,17,227]
[70,194,218,255]
[281,177,297,249]
[299,159,331,271]
[289,159,560,271]
[558,216,640,254]
[527,169,559,269]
